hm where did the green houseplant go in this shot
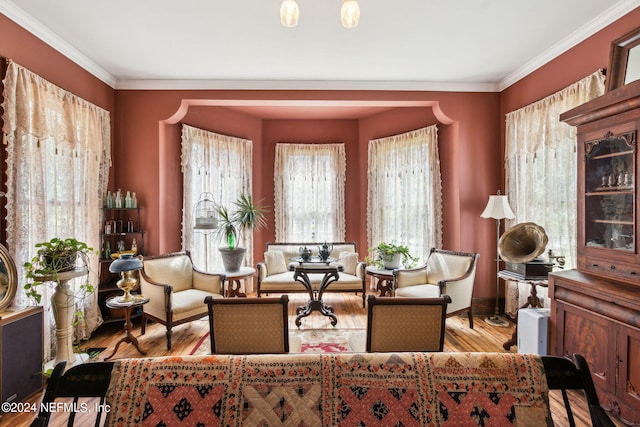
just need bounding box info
[23,237,98,372]
[23,237,96,304]
[366,242,418,269]
[215,194,268,271]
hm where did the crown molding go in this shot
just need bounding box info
[499,0,640,91]
[0,0,117,87]
[114,79,500,92]
[2,0,638,93]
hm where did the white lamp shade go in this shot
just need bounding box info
[341,0,360,28]
[280,0,299,27]
[481,195,515,220]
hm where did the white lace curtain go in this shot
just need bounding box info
[505,70,605,269]
[2,60,111,360]
[367,125,442,263]
[274,143,346,242]
[181,124,253,271]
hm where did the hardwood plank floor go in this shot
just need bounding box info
[1,291,622,426]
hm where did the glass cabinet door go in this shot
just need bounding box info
[584,131,636,252]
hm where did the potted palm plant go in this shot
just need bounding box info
[215,194,268,271]
[366,242,418,269]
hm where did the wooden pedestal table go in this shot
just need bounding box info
[365,266,396,296]
[290,257,342,327]
[34,268,90,372]
[220,266,255,297]
[104,295,149,360]
[498,270,548,350]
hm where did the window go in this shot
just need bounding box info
[274,143,346,242]
[367,125,441,263]
[181,125,253,270]
[2,61,111,360]
[505,70,605,269]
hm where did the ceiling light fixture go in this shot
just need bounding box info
[280,0,360,29]
[280,0,300,27]
[340,0,360,28]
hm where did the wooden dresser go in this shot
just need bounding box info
[552,78,640,424]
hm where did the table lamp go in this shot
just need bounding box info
[109,253,143,302]
[481,191,515,327]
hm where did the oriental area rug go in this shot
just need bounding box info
[190,328,366,356]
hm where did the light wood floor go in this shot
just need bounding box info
[2,291,621,426]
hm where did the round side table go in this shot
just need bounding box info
[365,266,396,296]
[104,295,149,360]
[217,266,255,297]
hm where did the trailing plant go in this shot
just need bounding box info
[215,194,268,249]
[23,237,97,304]
[365,241,418,269]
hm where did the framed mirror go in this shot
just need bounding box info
[0,243,18,311]
[606,26,640,92]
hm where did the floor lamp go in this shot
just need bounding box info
[481,191,515,327]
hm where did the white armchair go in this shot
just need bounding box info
[139,251,225,349]
[393,248,479,328]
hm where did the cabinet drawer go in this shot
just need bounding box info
[579,256,640,285]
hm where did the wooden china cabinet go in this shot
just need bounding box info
[551,78,640,424]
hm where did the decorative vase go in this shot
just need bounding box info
[382,253,402,269]
[219,247,246,272]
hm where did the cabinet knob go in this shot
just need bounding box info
[630,271,637,275]
[591,264,598,267]
[610,265,616,270]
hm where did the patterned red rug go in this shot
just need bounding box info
[190,328,366,355]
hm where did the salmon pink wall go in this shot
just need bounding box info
[112,90,501,301]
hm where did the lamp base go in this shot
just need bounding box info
[485,315,510,327]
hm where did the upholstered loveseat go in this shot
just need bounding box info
[104,352,554,426]
[256,241,367,307]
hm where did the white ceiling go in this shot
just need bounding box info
[2,0,639,92]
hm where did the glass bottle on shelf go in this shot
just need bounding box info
[131,238,137,254]
[125,191,132,208]
[104,241,111,260]
[132,192,137,208]
[127,218,134,233]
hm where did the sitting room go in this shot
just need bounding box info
[0,1,639,425]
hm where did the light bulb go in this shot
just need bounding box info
[280,0,299,27]
[341,0,360,28]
